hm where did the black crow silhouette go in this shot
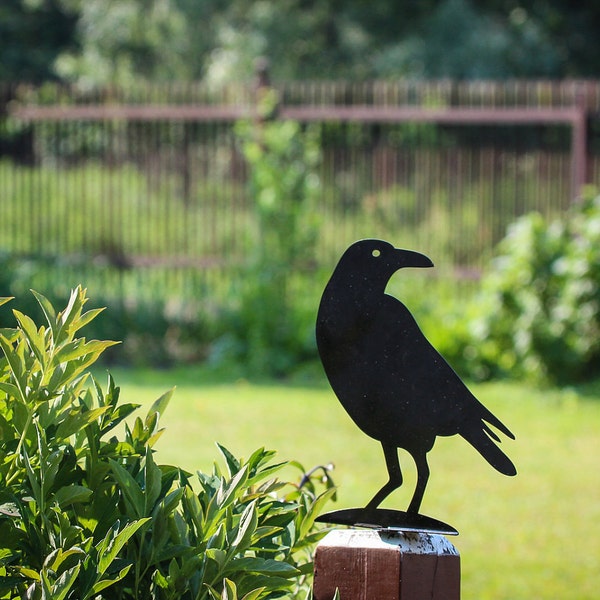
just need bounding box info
[316,239,516,516]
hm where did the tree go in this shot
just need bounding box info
[373,0,561,79]
[0,0,78,82]
[54,0,198,85]
[5,0,600,85]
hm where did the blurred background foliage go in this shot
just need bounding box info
[2,0,600,385]
[2,0,600,85]
[427,187,600,385]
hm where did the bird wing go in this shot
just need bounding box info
[369,294,516,476]
[371,294,514,441]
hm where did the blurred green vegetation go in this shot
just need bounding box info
[0,159,250,259]
[4,0,600,84]
[0,150,597,384]
[431,187,600,385]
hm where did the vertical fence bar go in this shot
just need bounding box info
[571,90,588,199]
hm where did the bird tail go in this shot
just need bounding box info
[461,421,517,476]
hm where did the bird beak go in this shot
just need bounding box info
[394,248,434,269]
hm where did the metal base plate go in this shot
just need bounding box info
[316,508,459,536]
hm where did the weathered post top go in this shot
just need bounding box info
[313,529,460,600]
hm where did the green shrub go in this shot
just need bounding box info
[444,187,600,384]
[217,95,321,376]
[0,287,335,599]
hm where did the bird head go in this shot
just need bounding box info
[335,239,433,289]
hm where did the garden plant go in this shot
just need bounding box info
[0,287,335,599]
[439,186,600,384]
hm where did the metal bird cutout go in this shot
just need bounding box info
[315,239,516,535]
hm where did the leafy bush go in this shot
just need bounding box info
[0,287,335,599]
[216,96,321,376]
[442,187,600,384]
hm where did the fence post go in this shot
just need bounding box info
[313,529,460,600]
[254,57,278,121]
[571,87,588,200]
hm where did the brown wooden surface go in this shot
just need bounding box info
[313,529,460,600]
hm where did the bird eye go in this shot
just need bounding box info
[372,249,381,258]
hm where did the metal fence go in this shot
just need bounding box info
[1,78,599,304]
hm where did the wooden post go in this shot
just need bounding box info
[313,529,460,600]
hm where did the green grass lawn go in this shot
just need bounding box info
[105,365,600,599]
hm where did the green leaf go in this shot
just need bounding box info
[205,548,227,569]
[222,578,238,600]
[96,518,150,576]
[230,500,258,552]
[55,287,83,343]
[0,335,26,401]
[44,547,86,573]
[41,569,53,599]
[13,310,46,367]
[207,523,226,550]
[50,564,80,600]
[232,574,291,595]
[153,487,185,520]
[42,447,65,494]
[249,525,283,545]
[52,485,93,507]
[22,448,42,507]
[147,387,175,422]
[31,290,57,338]
[99,403,140,435]
[152,569,169,590]
[297,487,337,541]
[0,381,23,400]
[143,446,162,515]
[86,565,132,598]
[206,584,222,600]
[216,465,248,510]
[131,416,144,442]
[216,443,241,477]
[76,307,105,332]
[56,406,109,439]
[247,447,277,471]
[247,462,287,487]
[181,487,204,537]
[54,339,118,367]
[146,428,166,448]
[240,588,267,600]
[224,557,299,577]
[52,340,87,365]
[12,566,40,581]
[109,459,145,518]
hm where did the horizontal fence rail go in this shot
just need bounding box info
[1,79,599,309]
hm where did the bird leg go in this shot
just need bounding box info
[407,452,430,514]
[365,444,403,511]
